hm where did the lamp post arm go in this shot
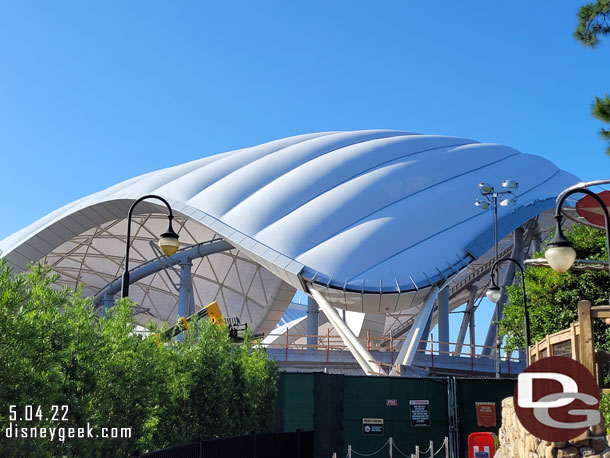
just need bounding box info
[555,187,610,307]
[122,195,175,299]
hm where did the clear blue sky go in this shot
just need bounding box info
[1,1,609,348]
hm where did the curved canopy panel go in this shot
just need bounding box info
[1,130,580,330]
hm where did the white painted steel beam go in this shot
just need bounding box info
[308,287,383,376]
[392,286,440,373]
[453,287,478,356]
[437,287,450,354]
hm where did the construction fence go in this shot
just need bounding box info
[274,372,516,458]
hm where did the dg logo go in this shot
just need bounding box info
[514,356,601,441]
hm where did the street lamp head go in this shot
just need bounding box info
[479,182,493,194]
[475,199,490,210]
[501,180,519,190]
[159,220,180,256]
[486,285,502,303]
[544,215,576,273]
[499,197,517,207]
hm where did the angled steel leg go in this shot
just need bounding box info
[308,286,383,375]
[392,286,441,373]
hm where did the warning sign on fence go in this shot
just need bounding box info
[362,418,384,436]
[409,400,430,427]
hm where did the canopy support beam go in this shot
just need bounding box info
[453,286,478,356]
[392,286,440,374]
[308,286,383,376]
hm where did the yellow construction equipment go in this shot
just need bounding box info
[163,301,224,339]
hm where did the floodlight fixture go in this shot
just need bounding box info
[475,200,490,210]
[501,180,519,190]
[479,182,493,194]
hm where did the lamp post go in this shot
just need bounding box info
[475,179,519,377]
[121,195,180,299]
[475,180,519,261]
[544,186,610,306]
[486,257,531,365]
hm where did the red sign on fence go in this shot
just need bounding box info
[386,399,398,407]
[475,402,496,427]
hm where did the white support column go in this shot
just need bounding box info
[392,286,440,373]
[437,287,449,355]
[178,259,193,319]
[308,286,383,375]
[453,287,477,356]
[417,312,433,352]
[306,296,319,348]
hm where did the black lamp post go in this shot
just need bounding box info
[121,195,179,299]
[486,257,531,365]
[544,186,610,306]
[475,180,519,377]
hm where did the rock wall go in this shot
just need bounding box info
[496,397,610,458]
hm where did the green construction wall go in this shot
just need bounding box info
[342,376,449,457]
[455,378,516,458]
[275,373,516,458]
[275,373,315,432]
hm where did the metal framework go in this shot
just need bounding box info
[42,214,294,333]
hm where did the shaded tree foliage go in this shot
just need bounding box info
[0,262,278,457]
[575,0,610,47]
[592,93,610,156]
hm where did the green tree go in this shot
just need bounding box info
[575,0,610,155]
[499,224,610,351]
[575,0,610,47]
[592,94,610,157]
[0,261,278,457]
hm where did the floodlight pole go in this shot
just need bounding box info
[122,195,176,299]
[493,192,499,262]
[476,181,518,378]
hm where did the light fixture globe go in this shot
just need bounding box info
[159,227,180,256]
[545,244,576,273]
[544,215,576,273]
[486,285,502,303]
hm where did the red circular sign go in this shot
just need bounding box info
[576,190,610,227]
[514,356,600,441]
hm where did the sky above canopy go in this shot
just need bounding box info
[1,1,608,241]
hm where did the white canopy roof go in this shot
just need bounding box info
[0,130,580,331]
